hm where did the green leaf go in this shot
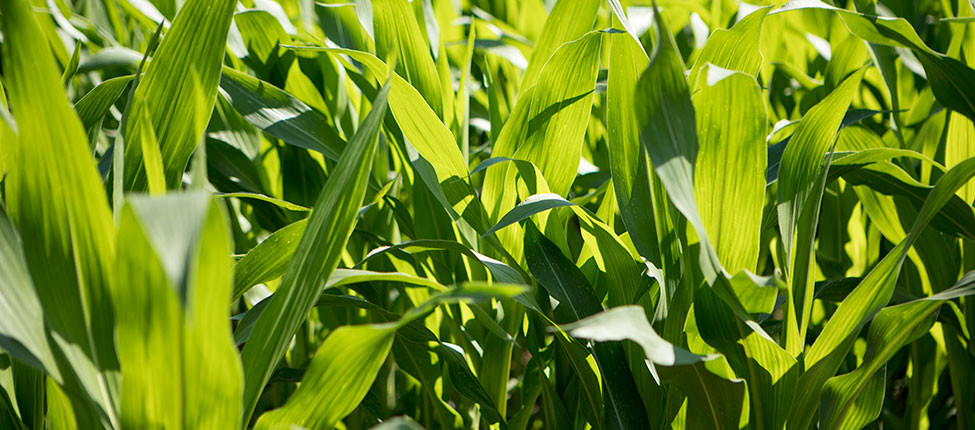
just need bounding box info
[219,68,347,161]
[217,193,310,212]
[1,0,120,424]
[0,374,26,430]
[687,7,771,87]
[254,283,523,429]
[0,208,61,382]
[489,31,603,197]
[634,7,768,326]
[73,75,133,133]
[77,47,143,74]
[234,9,292,79]
[828,148,975,241]
[359,239,528,286]
[634,6,722,283]
[287,46,481,230]
[524,223,650,429]
[694,283,799,430]
[254,323,396,430]
[114,192,243,428]
[790,157,975,429]
[372,0,444,117]
[483,193,575,237]
[656,361,746,430]
[944,320,975,429]
[323,269,447,292]
[538,368,573,429]
[776,68,867,354]
[561,306,709,366]
[437,343,504,424]
[480,30,604,258]
[121,0,237,190]
[370,416,425,430]
[131,95,167,194]
[820,272,975,428]
[314,1,376,53]
[775,0,975,123]
[232,219,306,299]
[828,171,974,243]
[692,65,767,273]
[234,270,459,346]
[519,0,600,94]
[809,157,975,364]
[239,78,390,422]
[486,189,654,315]
[608,20,689,366]
[945,112,975,203]
[606,26,657,264]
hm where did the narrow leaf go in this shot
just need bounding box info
[240,79,391,421]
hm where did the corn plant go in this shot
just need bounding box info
[1,0,974,428]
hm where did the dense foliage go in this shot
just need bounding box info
[1,0,975,428]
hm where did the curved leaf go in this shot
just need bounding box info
[562,306,709,367]
[220,68,346,161]
[524,223,650,429]
[775,0,975,123]
[791,157,975,429]
[240,78,390,422]
[121,0,237,190]
[0,209,61,382]
[1,0,120,424]
[821,273,975,428]
[776,68,867,353]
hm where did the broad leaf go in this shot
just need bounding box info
[114,192,243,428]
[1,0,120,424]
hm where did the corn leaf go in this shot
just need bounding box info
[220,68,346,161]
[372,0,444,117]
[693,65,767,273]
[239,79,391,421]
[114,192,243,428]
[254,323,396,430]
[524,223,650,429]
[634,5,724,283]
[607,26,657,263]
[121,0,236,190]
[254,283,524,429]
[777,68,867,353]
[1,0,120,424]
[0,208,61,382]
[480,31,603,258]
[519,0,600,94]
[687,7,771,87]
[694,282,799,430]
[820,272,975,428]
[74,75,133,133]
[656,361,746,430]
[232,219,307,299]
[790,157,975,429]
[562,306,709,366]
[775,0,975,123]
[289,47,479,226]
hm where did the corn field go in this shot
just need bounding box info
[1,0,975,428]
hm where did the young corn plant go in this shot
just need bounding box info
[1,0,974,428]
